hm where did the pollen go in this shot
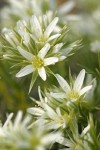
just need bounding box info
[32,56,44,68]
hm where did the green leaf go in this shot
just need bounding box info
[69,67,73,88]
[29,71,38,94]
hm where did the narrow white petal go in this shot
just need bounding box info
[38,86,44,102]
[3,113,13,128]
[56,107,62,116]
[53,43,63,53]
[80,85,92,96]
[44,104,58,119]
[16,65,34,77]
[44,57,58,66]
[14,111,23,128]
[82,125,90,136]
[27,107,44,116]
[31,16,42,38]
[50,92,66,99]
[38,43,50,59]
[45,121,62,130]
[74,69,85,91]
[5,34,15,47]
[55,74,71,92]
[44,17,59,38]
[42,132,61,145]
[56,136,72,147]
[59,1,75,15]
[59,56,66,61]
[48,34,61,42]
[38,67,46,81]
[17,46,33,60]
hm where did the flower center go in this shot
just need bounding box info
[68,90,80,100]
[32,56,44,68]
[55,116,65,126]
[38,35,47,43]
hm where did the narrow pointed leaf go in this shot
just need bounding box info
[29,71,38,93]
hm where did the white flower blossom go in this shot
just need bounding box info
[17,15,61,45]
[16,43,58,80]
[51,69,92,101]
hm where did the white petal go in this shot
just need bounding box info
[38,43,50,59]
[14,111,23,128]
[31,16,42,38]
[55,74,71,92]
[56,136,72,147]
[80,85,92,96]
[16,65,34,77]
[38,86,44,102]
[74,69,85,91]
[44,17,59,38]
[50,92,66,99]
[82,124,90,136]
[59,56,66,61]
[27,107,44,116]
[5,34,15,47]
[38,67,46,81]
[58,1,75,15]
[45,121,62,130]
[44,57,58,66]
[44,104,57,119]
[56,107,62,116]
[3,113,13,128]
[17,46,33,60]
[53,43,63,53]
[48,34,61,42]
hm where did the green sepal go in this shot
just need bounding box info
[29,71,38,94]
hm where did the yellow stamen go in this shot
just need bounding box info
[32,56,44,68]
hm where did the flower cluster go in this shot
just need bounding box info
[0,0,100,150]
[0,111,61,150]
[1,13,79,92]
[28,69,93,132]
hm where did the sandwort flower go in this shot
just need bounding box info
[16,43,58,81]
[51,69,92,101]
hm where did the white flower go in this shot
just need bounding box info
[16,43,58,81]
[28,86,67,130]
[29,15,61,44]
[51,69,92,101]
[0,111,31,138]
[28,104,67,130]
[17,15,61,45]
